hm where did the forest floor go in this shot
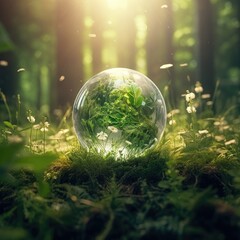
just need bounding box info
[0,90,240,240]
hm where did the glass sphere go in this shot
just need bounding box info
[73,68,166,158]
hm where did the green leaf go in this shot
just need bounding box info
[14,153,57,173]
[135,87,142,98]
[0,142,23,165]
[0,142,56,174]
[3,121,15,129]
[135,95,143,108]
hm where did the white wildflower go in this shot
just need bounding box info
[198,130,209,135]
[44,121,50,128]
[167,109,180,118]
[225,139,236,146]
[27,115,35,124]
[186,106,196,113]
[40,127,49,132]
[33,121,50,131]
[185,92,195,102]
[33,124,41,130]
[214,118,229,131]
[195,86,203,93]
[107,126,118,133]
[169,119,176,125]
[194,82,203,93]
[40,121,50,132]
[97,131,108,141]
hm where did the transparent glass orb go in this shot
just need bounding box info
[73,68,166,158]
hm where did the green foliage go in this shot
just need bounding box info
[45,149,167,196]
[0,23,14,52]
[79,80,158,151]
[1,87,240,239]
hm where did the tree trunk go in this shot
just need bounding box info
[56,0,84,108]
[196,0,215,96]
[0,0,18,99]
[145,0,174,106]
[164,0,175,107]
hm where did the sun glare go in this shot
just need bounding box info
[106,0,128,9]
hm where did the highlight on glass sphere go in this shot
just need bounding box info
[72,68,166,158]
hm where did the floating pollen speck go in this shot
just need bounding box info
[0,60,8,66]
[160,64,173,69]
[161,4,168,8]
[88,33,96,38]
[180,63,188,67]
[202,94,211,99]
[17,68,26,72]
[59,75,65,81]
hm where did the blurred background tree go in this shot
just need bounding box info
[56,0,84,108]
[0,0,18,98]
[196,0,215,96]
[0,0,239,113]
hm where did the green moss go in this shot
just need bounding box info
[1,89,240,239]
